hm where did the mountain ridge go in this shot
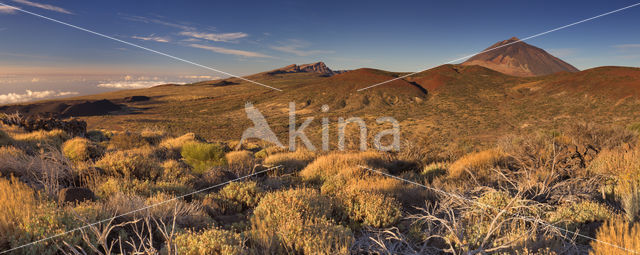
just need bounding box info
[266,61,346,76]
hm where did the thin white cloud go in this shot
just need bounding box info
[270,39,334,56]
[12,0,72,14]
[613,44,640,49]
[97,81,184,89]
[132,35,170,43]
[189,44,272,58]
[181,75,220,79]
[0,6,16,14]
[179,31,248,42]
[181,38,201,42]
[0,89,78,104]
[121,14,194,31]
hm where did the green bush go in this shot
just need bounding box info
[181,141,227,174]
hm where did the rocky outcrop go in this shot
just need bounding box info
[1,114,86,136]
[267,62,337,76]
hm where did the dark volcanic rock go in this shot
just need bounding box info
[211,80,239,86]
[2,115,87,136]
[0,99,123,118]
[61,99,122,117]
[58,187,95,204]
[124,96,150,102]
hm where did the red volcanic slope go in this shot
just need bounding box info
[462,37,579,77]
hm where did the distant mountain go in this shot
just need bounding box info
[267,62,345,76]
[462,37,579,77]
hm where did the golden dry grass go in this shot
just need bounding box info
[0,176,37,246]
[225,150,255,169]
[448,148,506,181]
[591,218,640,255]
[263,149,316,173]
[589,148,640,195]
[12,129,69,149]
[299,151,385,182]
[159,132,199,159]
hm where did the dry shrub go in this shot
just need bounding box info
[404,190,560,254]
[591,217,640,255]
[217,181,263,209]
[0,146,30,177]
[181,141,227,174]
[547,200,615,229]
[107,131,148,150]
[103,192,210,228]
[95,149,162,179]
[62,137,103,162]
[139,127,166,145]
[145,192,211,228]
[175,227,245,255]
[335,190,402,228]
[226,150,255,175]
[159,133,200,159]
[161,159,192,182]
[299,151,387,183]
[262,149,316,174]
[589,148,640,221]
[94,176,191,198]
[25,147,76,197]
[566,123,637,152]
[203,181,264,216]
[250,188,352,254]
[448,148,508,182]
[341,176,432,208]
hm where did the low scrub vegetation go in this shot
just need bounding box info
[0,123,638,254]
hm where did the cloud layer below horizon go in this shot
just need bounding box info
[0,89,78,104]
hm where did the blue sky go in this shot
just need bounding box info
[0,0,639,103]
